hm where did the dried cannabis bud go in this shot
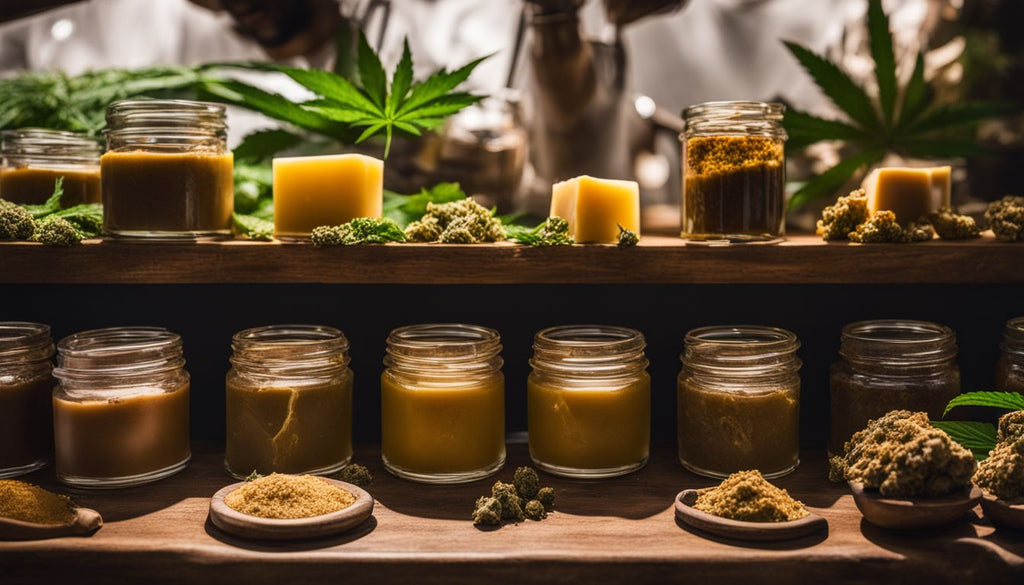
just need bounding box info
[985,195,1024,242]
[828,455,848,484]
[0,200,35,240]
[31,216,81,247]
[513,466,540,499]
[617,225,639,248]
[311,217,406,246]
[847,210,906,243]
[927,207,981,240]
[491,481,525,522]
[843,410,975,497]
[505,216,574,246]
[974,434,1024,503]
[335,464,373,487]
[404,198,505,244]
[536,486,556,510]
[816,189,870,241]
[693,470,808,522]
[997,410,1024,444]
[472,496,503,526]
[524,499,547,521]
[903,220,935,242]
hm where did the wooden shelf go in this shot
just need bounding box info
[1,443,1021,585]
[1,235,1021,285]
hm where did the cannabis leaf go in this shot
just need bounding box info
[943,391,1024,417]
[782,0,1020,208]
[929,420,996,461]
[204,33,487,157]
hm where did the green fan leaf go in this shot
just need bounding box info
[867,0,897,127]
[906,102,1021,136]
[929,420,996,460]
[196,79,339,133]
[943,391,1024,416]
[280,68,381,115]
[397,54,491,117]
[896,52,929,131]
[788,148,884,209]
[357,32,388,109]
[784,109,873,148]
[396,93,483,122]
[386,39,414,116]
[233,129,302,163]
[783,41,880,133]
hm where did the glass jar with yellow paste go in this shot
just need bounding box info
[225,325,353,479]
[528,325,650,478]
[381,324,505,484]
[1,129,101,206]
[997,317,1024,394]
[678,326,801,479]
[0,322,55,479]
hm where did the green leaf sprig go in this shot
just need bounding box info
[936,390,1024,460]
[783,0,1020,208]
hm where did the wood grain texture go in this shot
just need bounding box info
[1,443,1021,585]
[1,235,1022,285]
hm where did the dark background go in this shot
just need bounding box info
[3,283,1020,447]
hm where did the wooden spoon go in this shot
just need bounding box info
[849,482,982,530]
[979,491,1024,531]
[674,489,827,542]
[0,506,102,541]
[209,478,374,541]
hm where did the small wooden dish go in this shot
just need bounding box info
[849,482,982,530]
[0,506,102,541]
[674,489,827,542]
[209,478,374,541]
[979,492,1024,531]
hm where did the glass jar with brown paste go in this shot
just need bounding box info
[680,101,787,243]
[225,325,353,479]
[678,326,801,479]
[996,317,1024,394]
[829,320,960,457]
[1,129,101,206]
[102,99,233,238]
[52,327,191,488]
[0,322,55,479]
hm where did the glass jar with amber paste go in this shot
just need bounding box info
[52,327,190,488]
[1,129,101,205]
[997,317,1024,394]
[225,325,353,478]
[829,320,960,457]
[681,101,787,243]
[0,323,55,478]
[381,324,505,484]
[102,99,233,238]
[678,326,801,478]
[528,325,650,478]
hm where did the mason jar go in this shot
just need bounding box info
[528,325,650,478]
[1,128,101,206]
[681,101,787,243]
[225,325,354,478]
[829,320,960,457]
[381,324,505,484]
[52,327,190,488]
[996,317,1024,394]
[678,325,801,478]
[0,322,55,478]
[102,99,233,238]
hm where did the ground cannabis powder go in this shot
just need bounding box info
[225,473,356,519]
[0,480,76,525]
[693,470,808,522]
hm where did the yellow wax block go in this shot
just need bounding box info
[273,153,383,237]
[862,166,950,224]
[549,175,640,243]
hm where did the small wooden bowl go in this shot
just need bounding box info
[0,506,102,541]
[209,478,374,541]
[979,492,1024,531]
[674,489,827,542]
[849,482,981,530]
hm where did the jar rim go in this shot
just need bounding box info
[2,128,102,160]
[1002,316,1024,354]
[232,324,348,347]
[384,323,502,378]
[531,325,648,379]
[839,319,957,367]
[105,99,227,139]
[683,101,785,121]
[685,325,798,347]
[682,325,801,376]
[230,324,351,376]
[54,326,184,380]
[0,322,54,364]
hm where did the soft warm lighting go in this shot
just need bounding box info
[634,95,657,120]
[50,19,74,41]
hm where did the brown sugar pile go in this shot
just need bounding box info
[694,470,808,522]
[0,480,76,525]
[225,473,356,519]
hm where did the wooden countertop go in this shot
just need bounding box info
[1,235,1022,285]
[1,443,1021,585]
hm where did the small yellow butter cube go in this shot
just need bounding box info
[550,175,640,244]
[273,153,383,237]
[862,166,951,224]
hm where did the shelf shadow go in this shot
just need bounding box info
[203,515,377,551]
[673,516,828,549]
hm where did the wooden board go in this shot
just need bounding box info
[1,443,1021,585]
[1,235,1022,285]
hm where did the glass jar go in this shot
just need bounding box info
[528,325,650,478]
[678,326,801,479]
[102,99,234,238]
[52,327,190,488]
[680,101,787,243]
[225,325,353,478]
[997,317,1024,394]
[829,320,960,457]
[1,129,101,206]
[381,324,505,484]
[0,323,55,478]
